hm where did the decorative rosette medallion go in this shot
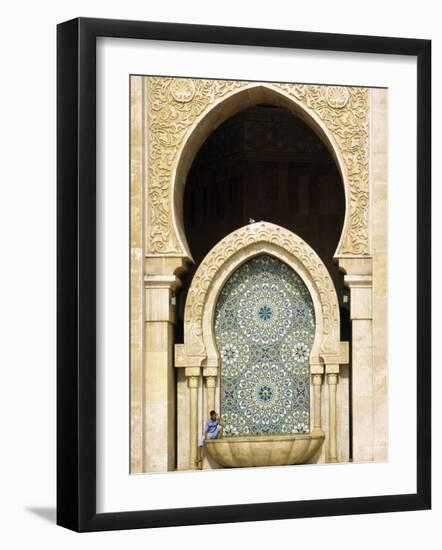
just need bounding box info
[325,86,350,109]
[170,78,196,103]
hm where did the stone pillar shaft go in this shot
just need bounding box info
[345,274,374,462]
[205,376,217,417]
[312,374,323,432]
[327,373,338,463]
[188,375,199,470]
[143,275,179,472]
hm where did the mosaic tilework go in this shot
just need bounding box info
[215,255,315,436]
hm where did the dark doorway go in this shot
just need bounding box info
[183,104,345,294]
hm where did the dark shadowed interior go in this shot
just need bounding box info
[183,105,345,291]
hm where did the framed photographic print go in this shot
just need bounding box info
[57,17,431,532]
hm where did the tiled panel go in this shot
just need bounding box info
[215,255,315,436]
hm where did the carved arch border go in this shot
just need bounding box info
[146,78,369,259]
[175,222,341,371]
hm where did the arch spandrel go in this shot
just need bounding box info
[145,77,369,260]
[175,222,341,370]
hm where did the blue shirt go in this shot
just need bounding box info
[205,418,219,435]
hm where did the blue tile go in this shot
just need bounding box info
[215,255,315,436]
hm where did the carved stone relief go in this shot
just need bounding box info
[145,77,369,258]
[275,83,369,255]
[145,78,248,254]
[178,222,340,368]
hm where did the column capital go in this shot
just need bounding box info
[144,273,182,290]
[343,277,373,320]
[186,375,200,389]
[144,256,189,281]
[327,373,339,385]
[184,366,201,378]
[321,342,349,374]
[312,373,323,385]
[338,257,372,277]
[175,344,206,368]
[310,361,324,375]
[343,274,372,289]
[203,366,218,378]
[205,375,217,388]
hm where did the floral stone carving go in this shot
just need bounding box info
[275,83,369,255]
[181,222,340,363]
[145,77,248,254]
[145,77,369,257]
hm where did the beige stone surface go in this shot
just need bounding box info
[130,77,388,473]
[337,365,350,462]
[348,283,373,320]
[371,89,388,461]
[144,78,370,259]
[205,433,324,468]
[333,89,387,464]
[187,375,199,470]
[143,322,176,471]
[130,76,144,473]
[176,368,190,471]
[351,317,374,461]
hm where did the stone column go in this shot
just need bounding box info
[205,376,217,416]
[143,273,180,472]
[187,374,200,470]
[312,374,323,433]
[321,344,349,463]
[342,268,374,462]
[327,373,338,463]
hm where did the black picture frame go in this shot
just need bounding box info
[57,17,431,532]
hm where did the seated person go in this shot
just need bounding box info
[196,410,224,468]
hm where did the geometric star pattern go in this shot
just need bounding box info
[215,255,315,436]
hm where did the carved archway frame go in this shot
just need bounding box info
[145,78,370,260]
[176,222,346,370]
[175,222,349,467]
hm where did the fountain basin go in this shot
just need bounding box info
[205,431,324,468]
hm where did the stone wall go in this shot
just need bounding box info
[130,76,387,472]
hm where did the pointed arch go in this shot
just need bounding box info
[175,222,341,370]
[171,84,350,262]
